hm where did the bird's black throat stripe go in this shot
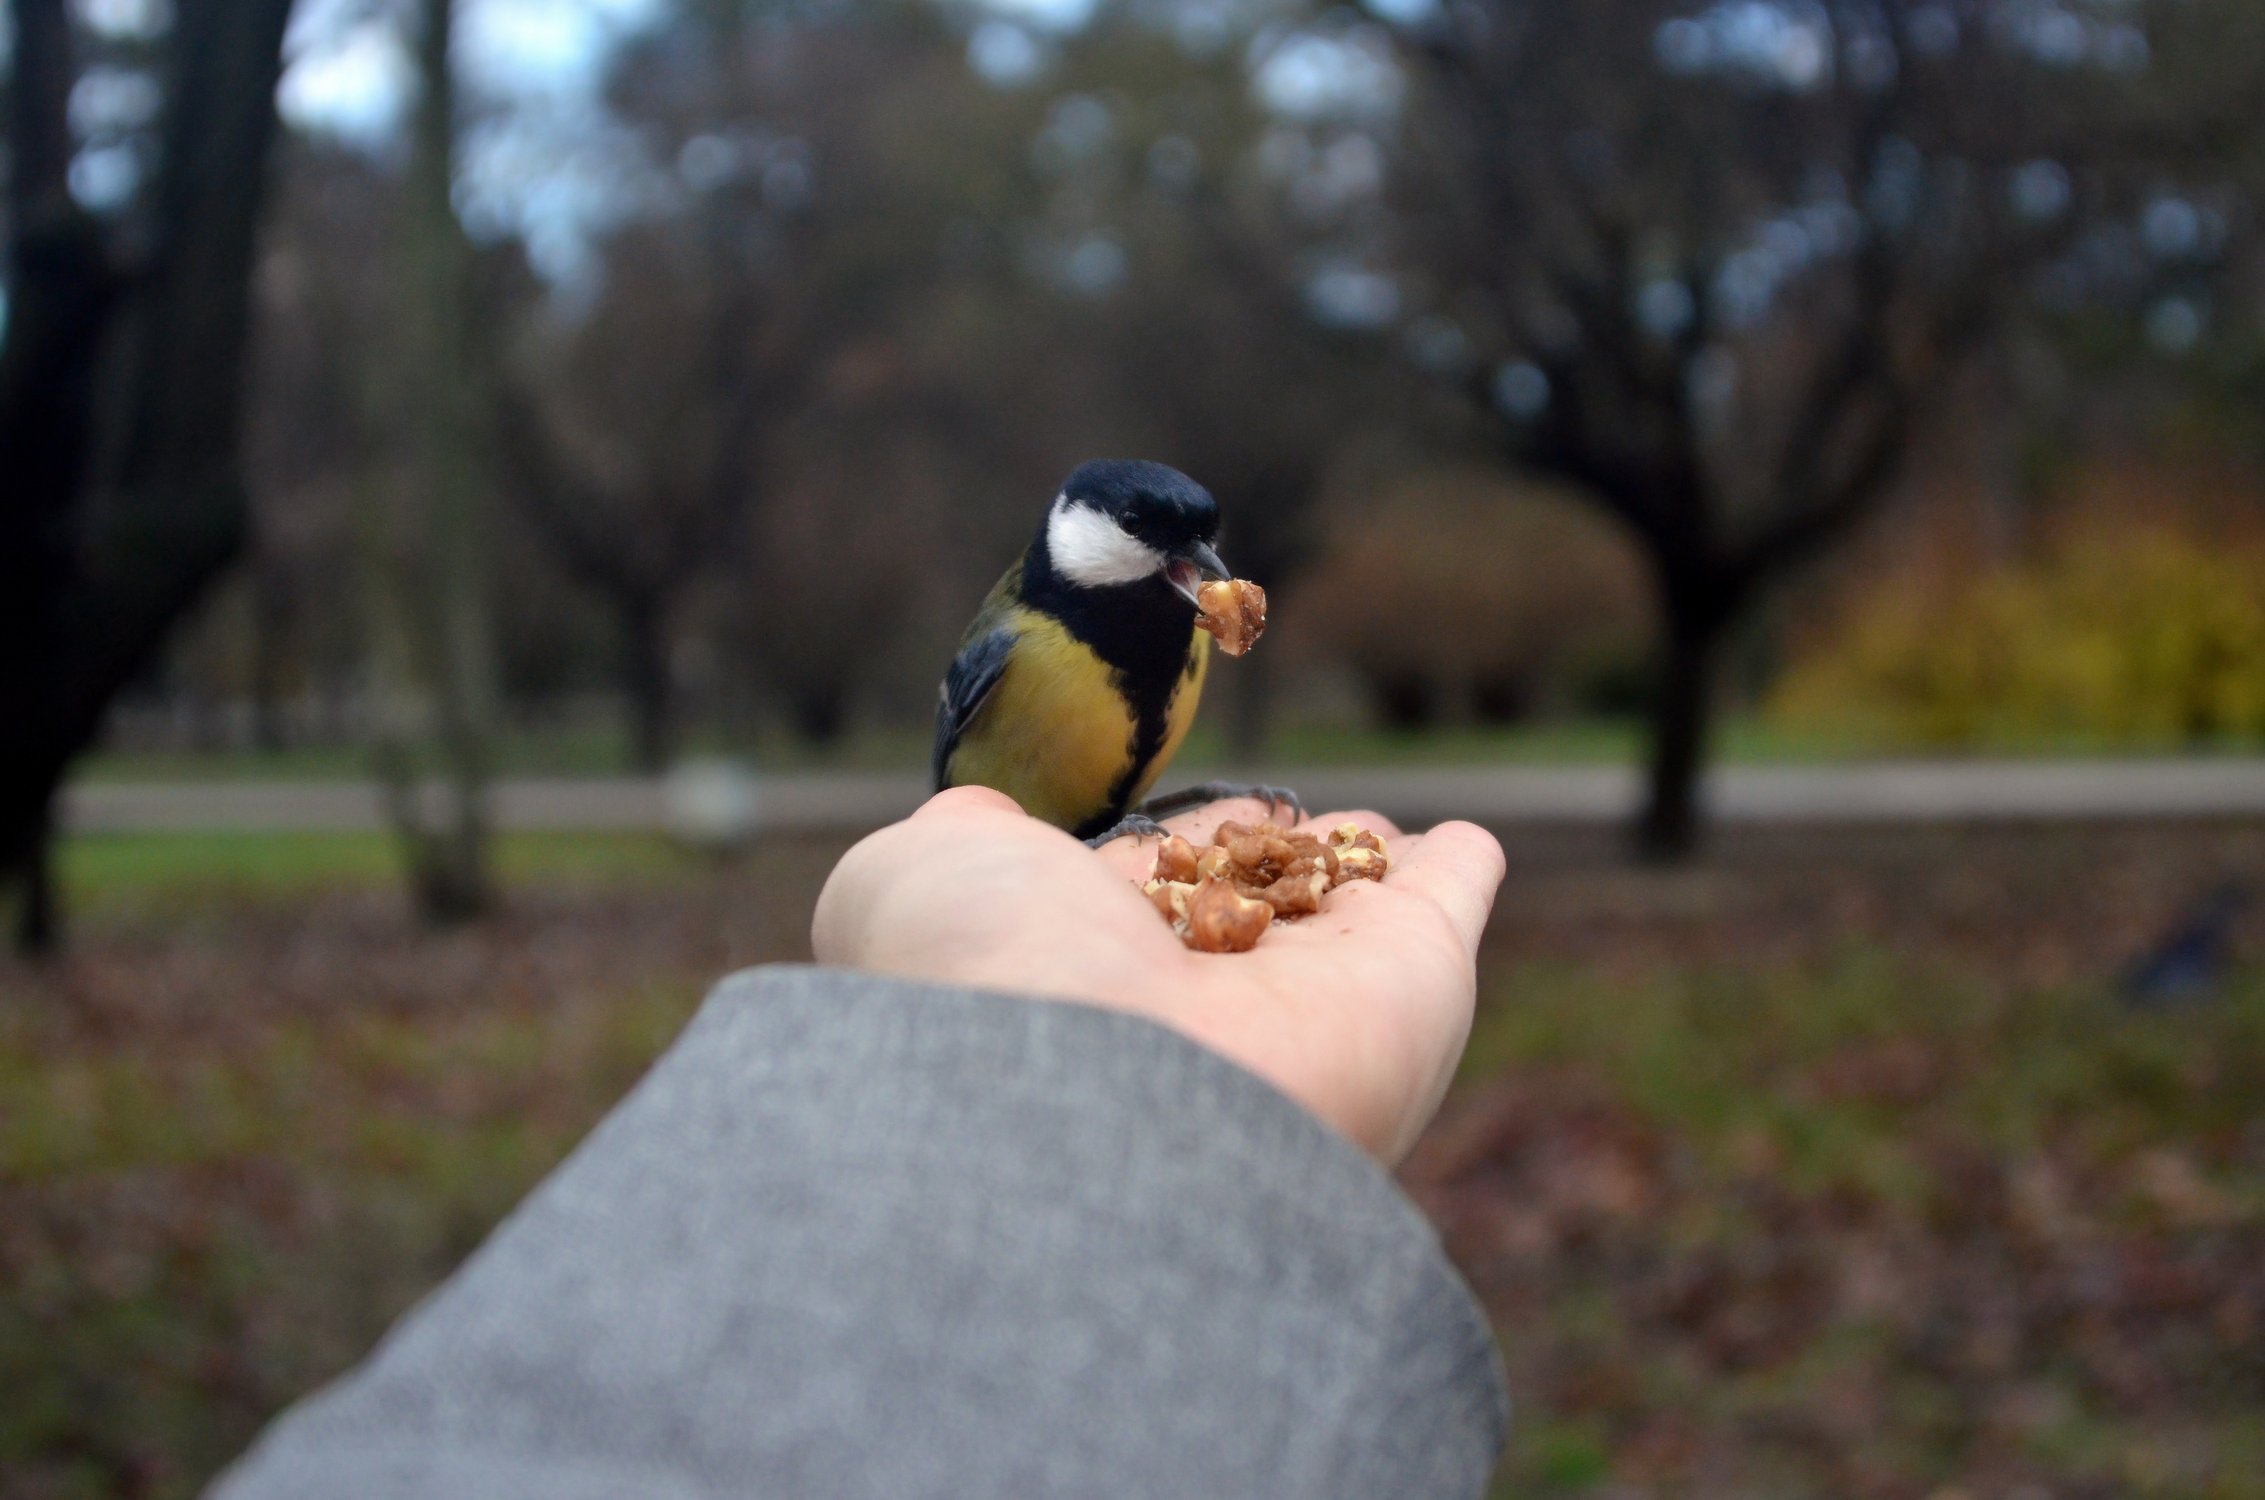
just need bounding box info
[1091,691,1172,839]
[1021,531,1199,839]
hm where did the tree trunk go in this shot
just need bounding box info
[1210,474,1312,759]
[416,819,491,925]
[358,0,498,925]
[621,595,675,773]
[12,798,58,958]
[0,0,295,954]
[1,0,109,957]
[1472,670,1534,726]
[1636,600,1723,862]
[786,683,850,746]
[1373,672,1438,732]
[250,563,293,752]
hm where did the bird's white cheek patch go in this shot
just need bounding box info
[1048,498,1165,588]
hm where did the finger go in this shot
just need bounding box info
[811,823,892,960]
[1384,820,1505,956]
[915,785,1024,821]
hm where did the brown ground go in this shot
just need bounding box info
[5,819,2263,1500]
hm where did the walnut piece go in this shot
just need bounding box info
[1254,869,1328,917]
[1195,578,1268,657]
[1327,822,1387,856]
[1152,834,1202,885]
[1144,878,1196,923]
[1184,874,1274,953]
[1333,846,1387,883]
[1144,816,1391,951]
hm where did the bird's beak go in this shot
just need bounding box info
[1165,541,1230,607]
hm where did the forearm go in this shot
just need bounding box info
[208,966,1506,1499]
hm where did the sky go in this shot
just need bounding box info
[279,0,661,145]
[271,0,1410,297]
[277,0,1112,142]
[275,0,1402,143]
[274,0,1112,287]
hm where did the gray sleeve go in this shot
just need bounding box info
[205,965,1507,1500]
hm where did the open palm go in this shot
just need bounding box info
[813,786,1505,1161]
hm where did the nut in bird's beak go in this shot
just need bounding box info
[1166,541,1230,607]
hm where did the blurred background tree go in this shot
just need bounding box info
[0,0,296,951]
[357,0,506,921]
[8,0,2265,942]
[1374,0,2257,854]
[488,0,1029,762]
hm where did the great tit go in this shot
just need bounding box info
[933,459,1294,844]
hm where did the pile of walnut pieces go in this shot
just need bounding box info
[1143,820,1389,953]
[1195,578,1267,656]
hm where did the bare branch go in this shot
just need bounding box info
[489,381,649,599]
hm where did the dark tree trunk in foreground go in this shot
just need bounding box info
[0,0,296,953]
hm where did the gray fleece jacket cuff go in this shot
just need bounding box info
[208,964,1507,1499]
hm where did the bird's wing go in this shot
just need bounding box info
[932,624,1016,790]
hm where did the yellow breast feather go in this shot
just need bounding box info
[946,610,1133,830]
[947,612,1209,831]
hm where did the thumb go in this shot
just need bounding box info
[915,785,1024,820]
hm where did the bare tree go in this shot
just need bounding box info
[0,0,296,952]
[1007,19,1408,751]
[489,216,780,771]
[493,1,1026,757]
[240,148,399,753]
[1383,0,2249,854]
[357,0,503,922]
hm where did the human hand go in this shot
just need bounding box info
[811,787,1506,1162]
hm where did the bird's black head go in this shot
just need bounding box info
[1039,459,1227,606]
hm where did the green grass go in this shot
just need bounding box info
[61,830,699,908]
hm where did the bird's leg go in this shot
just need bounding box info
[1082,813,1172,848]
[1084,784,1309,847]
[1136,781,1306,825]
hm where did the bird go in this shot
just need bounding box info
[933,459,1296,845]
[2120,878,2251,1008]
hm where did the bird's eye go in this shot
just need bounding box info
[1122,505,1170,547]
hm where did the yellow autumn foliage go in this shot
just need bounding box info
[1772,518,2265,747]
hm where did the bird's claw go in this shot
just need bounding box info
[1083,814,1173,848]
[1136,781,1306,825]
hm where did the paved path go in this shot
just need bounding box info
[59,760,2265,836]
